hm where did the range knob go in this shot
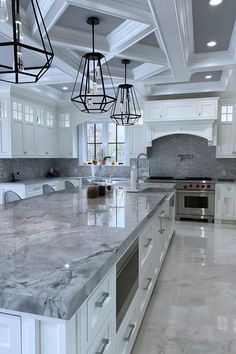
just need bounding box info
[201,185,205,188]
[184,185,187,189]
[207,184,211,189]
[189,184,192,188]
[196,185,199,188]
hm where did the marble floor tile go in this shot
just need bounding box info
[132,221,236,354]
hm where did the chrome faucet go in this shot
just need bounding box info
[136,153,150,188]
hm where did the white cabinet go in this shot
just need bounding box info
[162,100,197,120]
[128,124,147,158]
[215,183,236,221]
[87,313,115,354]
[0,100,11,158]
[216,103,236,158]
[144,98,218,122]
[0,313,21,354]
[144,101,163,121]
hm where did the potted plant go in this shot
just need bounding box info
[92,158,98,165]
[101,156,111,165]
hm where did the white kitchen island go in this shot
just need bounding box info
[0,186,175,354]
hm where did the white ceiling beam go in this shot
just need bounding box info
[32,0,68,35]
[133,63,166,81]
[66,0,153,25]
[189,52,236,72]
[120,44,168,66]
[148,0,190,82]
[50,26,109,54]
[107,21,156,54]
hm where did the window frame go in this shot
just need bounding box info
[86,122,126,164]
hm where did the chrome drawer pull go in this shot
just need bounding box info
[144,238,152,248]
[158,217,165,234]
[95,292,109,308]
[143,277,152,291]
[96,338,109,354]
[124,324,135,342]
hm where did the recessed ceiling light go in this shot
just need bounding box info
[209,0,223,6]
[205,75,212,79]
[207,41,217,47]
[62,86,68,90]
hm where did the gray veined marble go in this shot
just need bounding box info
[0,187,167,320]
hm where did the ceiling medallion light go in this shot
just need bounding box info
[71,17,116,114]
[209,0,223,6]
[0,0,53,84]
[110,59,141,126]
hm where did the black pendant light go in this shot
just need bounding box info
[71,17,116,114]
[110,59,141,126]
[0,0,54,84]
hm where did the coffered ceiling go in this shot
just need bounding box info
[0,0,236,99]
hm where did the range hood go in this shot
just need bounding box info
[146,119,217,147]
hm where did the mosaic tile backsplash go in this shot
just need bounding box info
[1,134,236,182]
[147,134,236,179]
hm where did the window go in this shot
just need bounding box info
[46,112,54,127]
[25,105,34,123]
[36,109,44,125]
[59,113,70,128]
[86,122,125,163]
[108,123,125,163]
[13,102,22,121]
[221,105,233,122]
[87,123,103,162]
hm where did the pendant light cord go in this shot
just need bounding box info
[124,61,127,85]
[92,20,95,53]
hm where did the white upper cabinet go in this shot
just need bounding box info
[0,99,11,158]
[144,98,218,122]
[216,103,236,158]
[128,124,147,158]
[58,113,73,157]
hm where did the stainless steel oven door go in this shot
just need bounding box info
[177,190,215,217]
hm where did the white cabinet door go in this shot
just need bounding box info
[162,100,197,120]
[144,102,163,121]
[128,125,147,158]
[197,100,217,119]
[35,125,46,157]
[12,120,24,156]
[215,184,223,220]
[222,185,235,220]
[0,100,11,158]
[0,313,21,354]
[216,123,235,158]
[45,127,57,157]
[23,122,35,156]
[58,128,72,158]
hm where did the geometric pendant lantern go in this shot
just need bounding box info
[0,0,54,84]
[71,17,116,114]
[110,59,141,125]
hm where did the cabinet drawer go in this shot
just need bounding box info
[115,299,138,354]
[87,314,114,354]
[25,183,42,198]
[139,257,155,318]
[48,180,65,191]
[0,313,21,354]
[87,269,115,343]
[139,221,154,269]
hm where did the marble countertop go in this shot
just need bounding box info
[0,177,83,186]
[0,187,168,320]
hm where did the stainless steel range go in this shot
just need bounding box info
[176,178,215,222]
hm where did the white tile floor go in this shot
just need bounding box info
[132,221,236,354]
